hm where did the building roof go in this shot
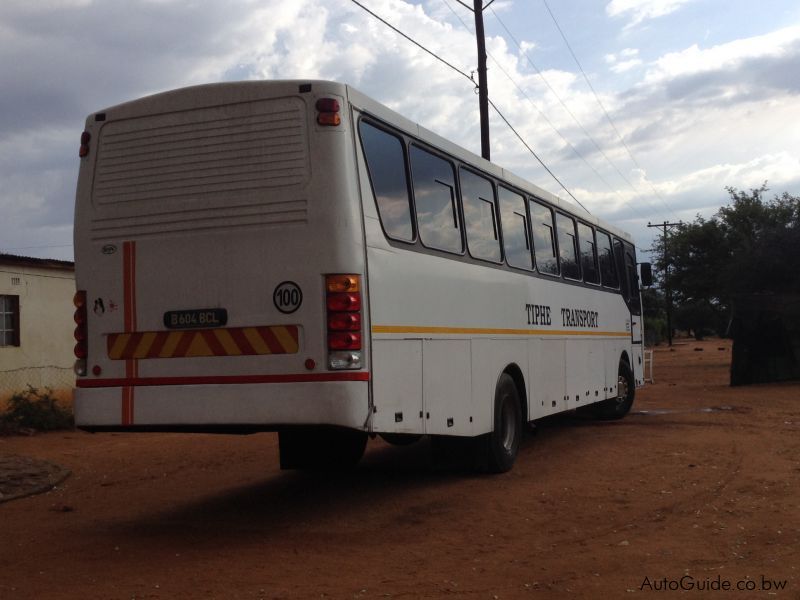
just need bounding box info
[0,253,74,271]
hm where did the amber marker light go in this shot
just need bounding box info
[325,274,360,293]
[316,97,341,126]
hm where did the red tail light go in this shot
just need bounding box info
[73,290,88,372]
[328,312,361,331]
[316,97,341,127]
[328,332,362,350]
[325,275,363,369]
[79,131,91,157]
[326,292,361,312]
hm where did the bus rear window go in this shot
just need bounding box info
[358,121,414,241]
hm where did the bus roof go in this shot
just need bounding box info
[87,79,633,244]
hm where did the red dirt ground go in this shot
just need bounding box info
[1,338,798,599]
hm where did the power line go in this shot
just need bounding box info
[487,6,656,222]
[349,0,472,83]
[350,0,582,208]
[540,0,680,221]
[487,98,587,211]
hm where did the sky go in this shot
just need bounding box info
[1,0,799,261]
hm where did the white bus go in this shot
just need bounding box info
[73,80,649,472]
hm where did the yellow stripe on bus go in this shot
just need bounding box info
[371,325,631,337]
[272,326,299,353]
[215,328,242,356]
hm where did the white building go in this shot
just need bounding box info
[0,254,76,402]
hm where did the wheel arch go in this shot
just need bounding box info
[502,363,528,424]
[620,350,631,367]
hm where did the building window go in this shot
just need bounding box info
[0,295,20,347]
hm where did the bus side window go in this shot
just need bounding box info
[358,121,414,241]
[577,222,599,284]
[460,168,501,262]
[613,238,629,299]
[556,213,581,280]
[498,186,533,270]
[529,200,558,275]
[597,231,619,289]
[409,145,463,254]
[625,244,641,304]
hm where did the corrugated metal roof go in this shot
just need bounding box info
[0,253,74,270]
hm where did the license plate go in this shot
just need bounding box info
[163,308,228,330]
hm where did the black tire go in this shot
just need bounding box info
[594,360,635,420]
[483,373,523,473]
[279,427,367,470]
[379,433,423,446]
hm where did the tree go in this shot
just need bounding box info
[650,184,800,337]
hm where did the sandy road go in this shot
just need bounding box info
[0,338,798,599]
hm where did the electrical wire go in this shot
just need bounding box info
[349,0,473,83]
[349,0,583,209]
[487,98,587,211]
[540,0,680,221]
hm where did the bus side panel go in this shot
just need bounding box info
[371,339,423,434]
[471,338,528,431]
[565,339,607,409]
[529,338,566,418]
[423,340,472,435]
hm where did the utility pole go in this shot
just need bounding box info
[647,221,682,346]
[473,0,490,160]
[457,0,495,160]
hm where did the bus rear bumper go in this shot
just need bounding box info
[74,380,370,431]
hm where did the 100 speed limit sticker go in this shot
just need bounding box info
[273,281,303,314]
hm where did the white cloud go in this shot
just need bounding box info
[606,0,694,27]
[606,49,642,73]
[645,25,800,83]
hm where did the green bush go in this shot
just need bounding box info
[0,386,74,432]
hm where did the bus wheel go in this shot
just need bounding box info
[594,361,635,420]
[279,427,367,470]
[379,433,423,446]
[484,373,523,473]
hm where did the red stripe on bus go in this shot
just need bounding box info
[201,329,227,357]
[121,386,134,425]
[172,330,195,358]
[229,327,256,355]
[148,331,170,358]
[122,332,143,361]
[78,372,371,388]
[122,241,139,411]
[258,327,284,354]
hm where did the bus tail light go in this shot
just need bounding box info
[316,98,341,127]
[73,290,88,375]
[79,131,91,157]
[326,274,362,370]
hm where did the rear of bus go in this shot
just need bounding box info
[73,81,372,464]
